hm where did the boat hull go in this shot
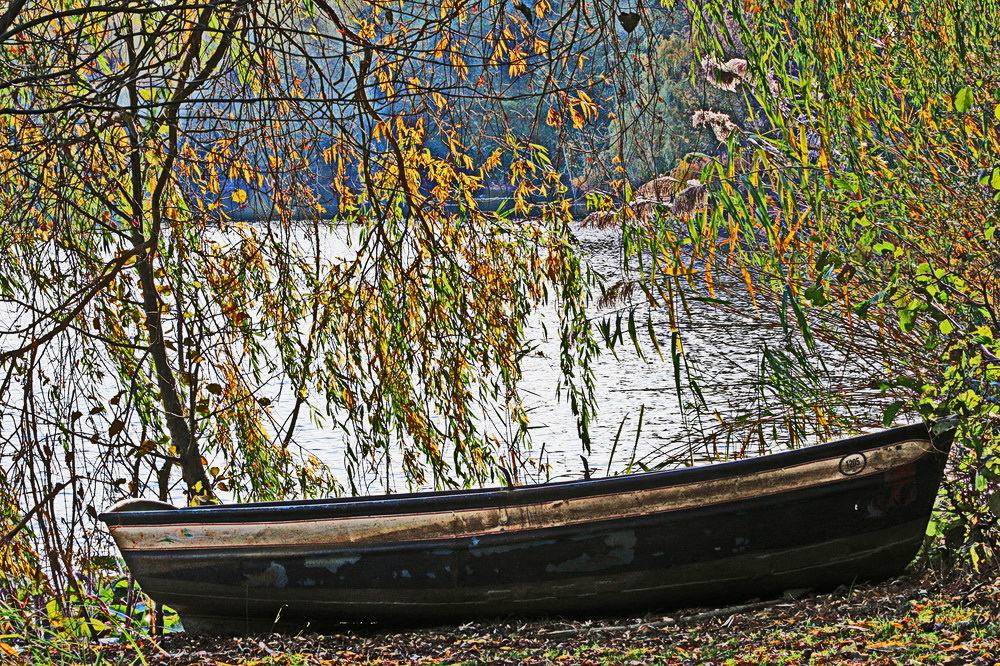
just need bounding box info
[100,423,952,632]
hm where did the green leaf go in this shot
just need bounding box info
[804,282,829,306]
[990,167,1000,191]
[899,308,917,332]
[989,491,1000,516]
[882,400,904,427]
[833,175,859,194]
[627,308,644,361]
[954,86,973,112]
[785,286,815,349]
[645,313,662,359]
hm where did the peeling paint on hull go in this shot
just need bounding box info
[100,423,952,632]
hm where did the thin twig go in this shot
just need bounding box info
[1,477,76,546]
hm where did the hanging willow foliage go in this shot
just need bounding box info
[0,0,622,605]
[642,0,1000,556]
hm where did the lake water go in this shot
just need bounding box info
[0,219,786,510]
[271,222,778,494]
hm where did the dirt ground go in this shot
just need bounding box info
[76,569,1000,665]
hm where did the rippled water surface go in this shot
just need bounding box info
[0,221,798,503]
[280,223,778,492]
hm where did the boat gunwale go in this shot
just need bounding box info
[99,423,942,527]
[108,467,932,557]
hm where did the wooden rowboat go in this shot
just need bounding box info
[100,422,954,633]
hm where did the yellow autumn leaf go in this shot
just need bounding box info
[232,189,247,204]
